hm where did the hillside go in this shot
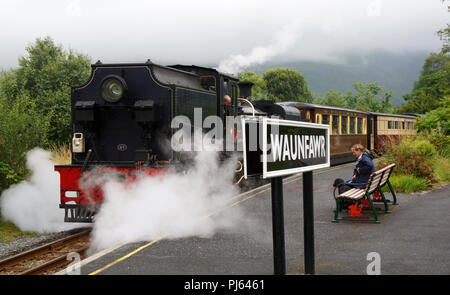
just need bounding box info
[246,51,428,107]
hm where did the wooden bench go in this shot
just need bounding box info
[332,164,396,224]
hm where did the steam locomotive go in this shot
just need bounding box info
[55,60,417,223]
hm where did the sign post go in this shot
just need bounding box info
[303,171,314,274]
[242,116,330,275]
[271,176,285,274]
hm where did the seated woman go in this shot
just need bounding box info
[346,144,375,189]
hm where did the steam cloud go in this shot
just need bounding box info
[88,149,254,252]
[1,147,265,254]
[0,148,82,232]
[217,20,304,75]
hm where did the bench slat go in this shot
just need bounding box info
[337,188,365,200]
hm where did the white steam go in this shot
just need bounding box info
[0,147,264,252]
[217,20,304,75]
[0,148,82,233]
[89,150,250,252]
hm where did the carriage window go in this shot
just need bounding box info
[349,117,355,134]
[394,121,399,129]
[357,118,363,134]
[322,114,330,125]
[332,115,339,134]
[388,121,393,129]
[402,122,405,129]
[341,116,348,134]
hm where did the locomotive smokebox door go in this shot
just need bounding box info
[134,100,161,123]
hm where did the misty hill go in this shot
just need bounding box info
[247,51,428,107]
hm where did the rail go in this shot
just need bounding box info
[0,228,91,275]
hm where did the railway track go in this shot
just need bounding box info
[0,228,91,275]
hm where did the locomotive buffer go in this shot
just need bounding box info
[241,116,330,275]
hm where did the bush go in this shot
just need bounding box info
[379,137,437,184]
[0,161,23,192]
[423,130,450,158]
[434,156,450,183]
[0,95,49,191]
[385,175,429,193]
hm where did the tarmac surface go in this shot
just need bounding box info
[74,163,450,275]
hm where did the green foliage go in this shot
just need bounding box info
[0,95,49,191]
[313,82,393,113]
[414,97,450,157]
[348,82,393,113]
[0,221,37,242]
[313,89,348,108]
[15,37,91,100]
[433,156,450,183]
[415,97,450,135]
[437,23,450,55]
[0,36,90,192]
[384,174,429,193]
[262,68,312,102]
[1,36,91,145]
[379,137,437,184]
[0,161,23,192]
[398,15,450,114]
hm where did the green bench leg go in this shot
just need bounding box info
[366,195,380,224]
[332,198,340,223]
[387,180,398,205]
[378,188,391,213]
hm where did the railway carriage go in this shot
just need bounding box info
[369,112,417,152]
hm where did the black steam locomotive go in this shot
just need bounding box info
[55,60,258,222]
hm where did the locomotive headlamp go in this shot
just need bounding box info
[100,75,127,103]
[72,133,85,153]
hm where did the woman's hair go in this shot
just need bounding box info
[351,144,369,153]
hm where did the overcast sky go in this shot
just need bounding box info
[0,0,448,73]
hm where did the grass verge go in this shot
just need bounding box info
[383,174,429,194]
[0,220,37,243]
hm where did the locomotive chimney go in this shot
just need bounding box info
[238,81,254,99]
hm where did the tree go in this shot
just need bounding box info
[314,82,393,113]
[348,82,393,113]
[0,36,91,145]
[414,96,450,157]
[313,89,347,108]
[0,37,91,191]
[398,53,449,114]
[398,4,450,114]
[262,68,312,102]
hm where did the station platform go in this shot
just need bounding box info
[64,163,449,275]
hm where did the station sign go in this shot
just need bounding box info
[242,116,330,179]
